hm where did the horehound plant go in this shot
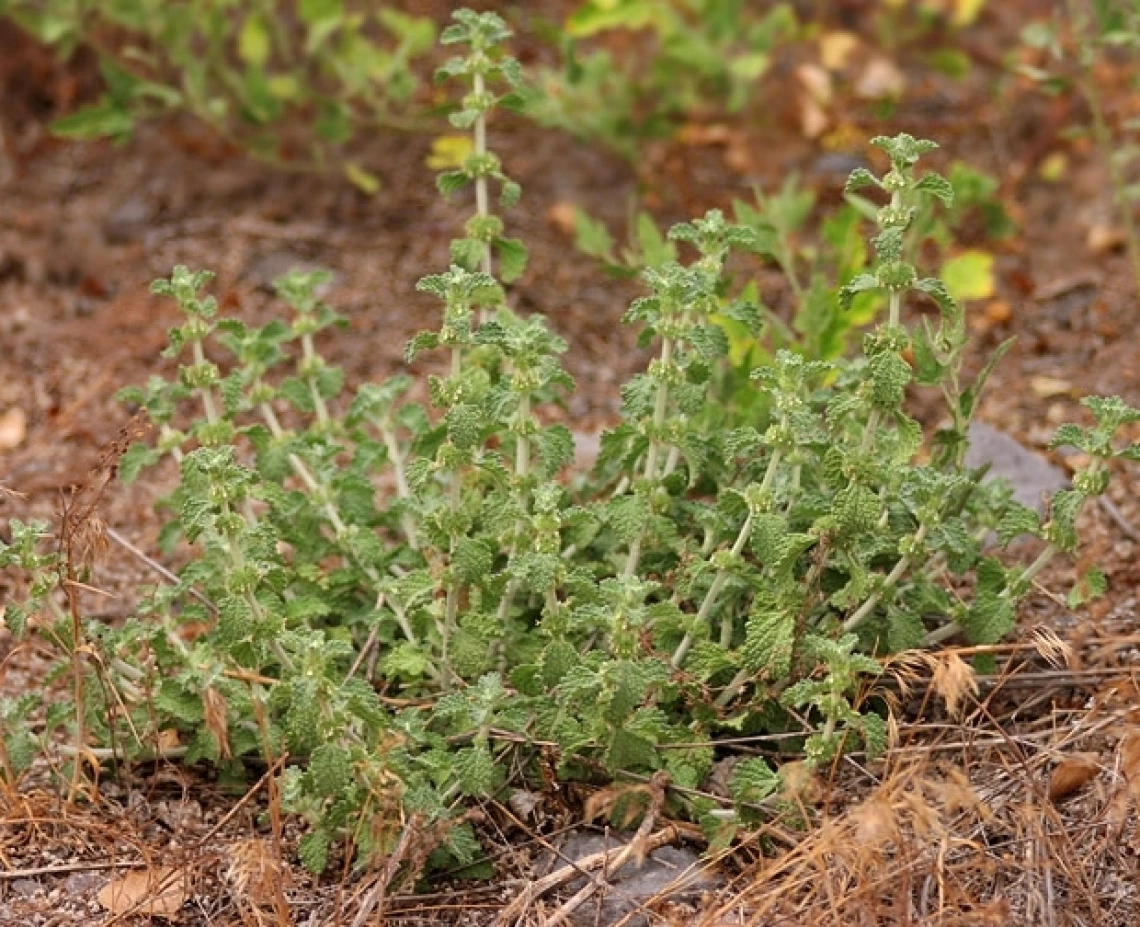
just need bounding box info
[3,8,1139,876]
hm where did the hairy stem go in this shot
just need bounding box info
[623,337,674,578]
[843,522,929,632]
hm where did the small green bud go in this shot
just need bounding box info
[881,170,907,192]
[216,513,246,538]
[292,315,320,337]
[463,152,501,178]
[181,362,219,390]
[743,483,773,515]
[1073,468,1109,496]
[197,420,235,446]
[298,356,325,379]
[249,382,275,404]
[877,261,918,292]
[898,534,926,559]
[710,549,737,571]
[465,214,505,242]
[876,204,913,228]
[461,89,495,113]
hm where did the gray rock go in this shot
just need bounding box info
[549,831,720,927]
[571,430,602,472]
[965,421,1068,513]
[65,871,104,894]
[10,877,42,898]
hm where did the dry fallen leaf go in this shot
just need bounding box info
[724,140,754,175]
[547,201,577,238]
[97,867,189,919]
[156,728,181,751]
[799,97,828,139]
[819,30,860,71]
[854,57,906,100]
[1030,375,1073,398]
[1048,753,1101,803]
[1087,224,1126,254]
[1107,730,1140,835]
[1119,730,1140,801]
[984,300,1013,325]
[0,407,26,451]
[508,788,543,820]
[796,63,832,104]
[1106,785,1131,837]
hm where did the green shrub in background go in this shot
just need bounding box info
[3,8,1137,878]
[0,0,1001,176]
[0,0,802,174]
[521,0,798,157]
[0,0,437,187]
[1022,0,1140,295]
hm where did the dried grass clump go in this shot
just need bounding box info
[700,642,1140,927]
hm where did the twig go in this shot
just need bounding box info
[1099,495,1140,542]
[349,814,423,927]
[0,859,145,880]
[104,526,216,612]
[544,780,670,927]
[494,826,681,927]
[54,743,189,762]
[196,757,287,847]
[497,774,675,927]
[345,620,381,682]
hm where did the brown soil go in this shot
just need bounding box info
[3,3,1140,924]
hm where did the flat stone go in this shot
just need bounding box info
[549,831,720,927]
[964,421,1068,513]
[10,877,42,898]
[571,430,602,472]
[65,871,105,894]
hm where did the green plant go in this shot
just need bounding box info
[4,9,1137,879]
[521,0,798,157]
[571,158,1014,424]
[1022,0,1140,294]
[0,0,437,186]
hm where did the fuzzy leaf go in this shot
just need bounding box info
[120,443,161,484]
[437,169,470,197]
[916,172,954,206]
[833,483,880,536]
[309,744,352,798]
[741,608,795,678]
[859,711,889,758]
[607,728,658,772]
[844,167,881,194]
[452,537,494,585]
[731,757,780,804]
[453,745,500,796]
[298,830,331,874]
[995,502,1040,546]
[838,273,879,311]
[495,236,528,282]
